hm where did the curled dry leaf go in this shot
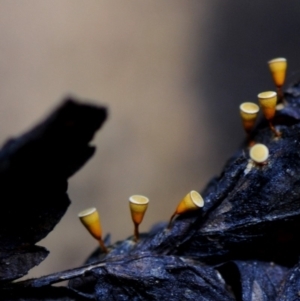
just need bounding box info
[0,99,107,282]
[276,260,300,300]
[69,255,235,301]
[224,261,288,301]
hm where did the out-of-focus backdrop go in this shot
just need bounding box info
[0,1,300,278]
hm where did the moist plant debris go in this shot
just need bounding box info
[3,79,300,300]
[0,99,107,283]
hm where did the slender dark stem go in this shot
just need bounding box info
[269,120,281,137]
[277,86,283,103]
[246,133,255,147]
[134,223,139,242]
[167,212,176,230]
[99,238,108,253]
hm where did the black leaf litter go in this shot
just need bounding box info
[2,83,300,300]
[0,98,107,284]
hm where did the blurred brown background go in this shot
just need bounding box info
[0,1,299,278]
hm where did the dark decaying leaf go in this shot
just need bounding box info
[69,255,235,301]
[0,246,48,282]
[0,286,88,301]
[276,260,300,301]
[225,261,288,301]
[182,123,300,264]
[0,98,107,282]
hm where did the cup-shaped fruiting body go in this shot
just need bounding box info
[257,91,280,136]
[129,195,149,225]
[78,207,108,253]
[168,190,204,229]
[239,102,259,134]
[250,143,269,164]
[78,207,102,240]
[175,190,204,215]
[129,195,149,241]
[257,91,277,121]
[268,57,287,88]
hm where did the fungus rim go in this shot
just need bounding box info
[129,195,149,205]
[78,207,97,217]
[250,144,269,163]
[240,102,260,114]
[190,190,204,208]
[257,91,277,99]
[268,57,287,64]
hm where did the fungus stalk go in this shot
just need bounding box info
[257,91,280,137]
[239,102,259,145]
[78,208,108,253]
[268,57,287,102]
[129,195,149,242]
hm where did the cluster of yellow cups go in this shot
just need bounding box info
[77,57,287,251]
[78,190,204,251]
[239,57,287,138]
[127,191,205,236]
